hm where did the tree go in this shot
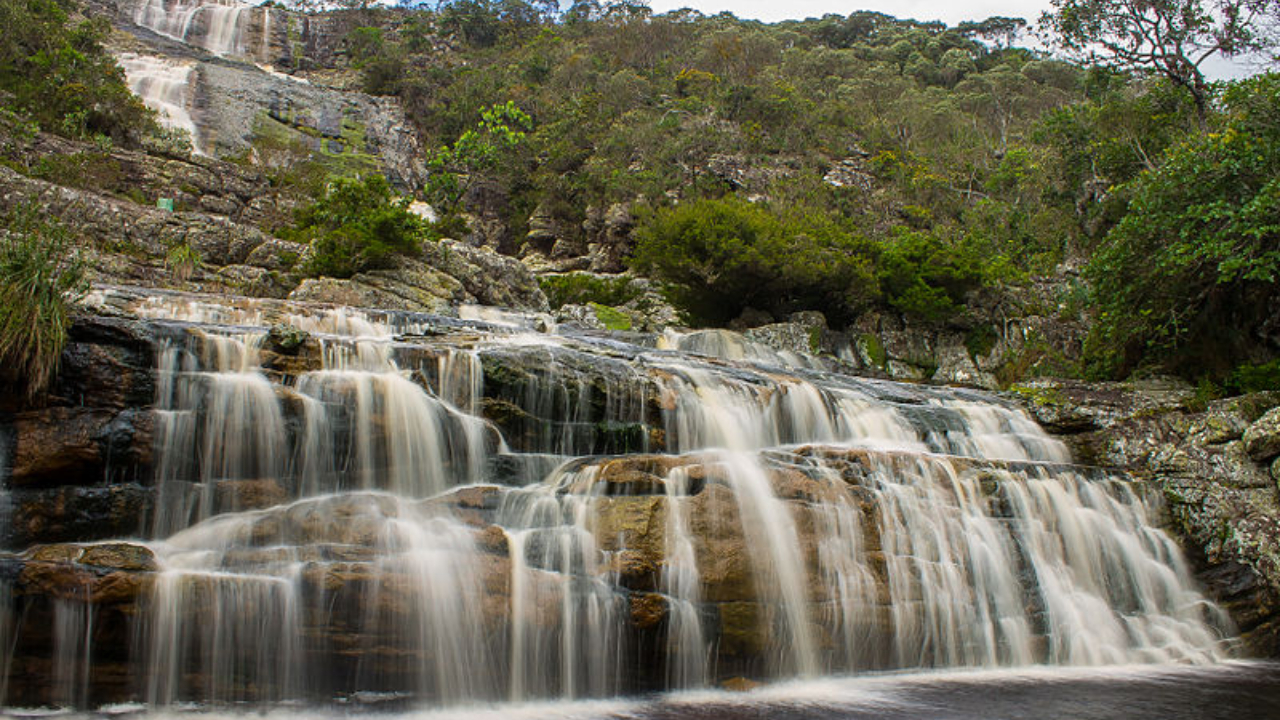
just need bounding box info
[425,101,532,213]
[1084,73,1280,378]
[291,175,427,278]
[1040,0,1279,122]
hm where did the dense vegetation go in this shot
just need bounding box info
[0,0,154,144]
[309,0,1275,386]
[1,0,1277,392]
[288,175,429,278]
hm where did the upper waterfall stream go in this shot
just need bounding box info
[0,286,1239,713]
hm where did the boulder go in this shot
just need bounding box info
[1243,407,1280,462]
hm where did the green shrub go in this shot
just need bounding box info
[0,207,88,400]
[539,273,639,309]
[876,227,991,323]
[629,196,878,325]
[1225,360,1280,395]
[0,0,155,144]
[290,175,427,279]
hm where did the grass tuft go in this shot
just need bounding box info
[0,205,88,400]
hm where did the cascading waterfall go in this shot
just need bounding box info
[116,53,201,153]
[0,287,1238,711]
[133,0,253,57]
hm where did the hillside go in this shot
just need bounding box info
[0,0,1276,396]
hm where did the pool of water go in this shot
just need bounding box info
[5,662,1278,720]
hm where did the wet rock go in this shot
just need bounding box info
[56,315,155,409]
[4,485,155,548]
[77,543,159,572]
[8,408,114,488]
[215,479,289,512]
[1243,407,1280,462]
[8,405,147,486]
[630,592,667,630]
[721,676,764,692]
[716,602,768,657]
[267,323,309,354]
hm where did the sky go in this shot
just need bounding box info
[642,0,1268,78]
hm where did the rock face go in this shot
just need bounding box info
[1243,407,1280,463]
[1011,380,1280,654]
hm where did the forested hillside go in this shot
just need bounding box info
[1,0,1277,394]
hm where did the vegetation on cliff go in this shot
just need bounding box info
[0,0,154,144]
[1,0,1278,393]
[0,206,87,400]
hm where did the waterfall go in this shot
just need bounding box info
[116,53,201,153]
[0,287,1237,710]
[133,0,253,58]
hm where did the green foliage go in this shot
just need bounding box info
[876,228,993,323]
[1226,360,1280,395]
[538,272,639,308]
[0,0,155,144]
[1085,73,1280,379]
[165,241,201,282]
[291,175,427,278]
[1039,0,1277,119]
[588,302,631,330]
[630,196,879,325]
[0,205,88,400]
[425,101,533,214]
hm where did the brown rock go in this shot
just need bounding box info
[630,592,667,630]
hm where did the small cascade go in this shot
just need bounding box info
[0,287,1239,711]
[133,0,253,57]
[116,53,201,152]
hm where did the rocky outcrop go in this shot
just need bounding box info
[1011,380,1280,654]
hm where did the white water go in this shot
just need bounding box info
[0,287,1238,710]
[117,53,201,153]
[133,0,253,58]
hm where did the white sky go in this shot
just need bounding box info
[642,0,1269,78]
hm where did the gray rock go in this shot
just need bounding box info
[744,322,817,358]
[215,264,292,298]
[420,240,548,311]
[932,341,998,389]
[245,238,308,272]
[1243,407,1280,462]
[555,304,606,330]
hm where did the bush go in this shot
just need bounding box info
[291,175,427,279]
[876,227,992,323]
[539,273,639,309]
[629,196,878,325]
[0,0,155,144]
[1084,73,1280,379]
[0,207,88,400]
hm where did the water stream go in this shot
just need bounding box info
[0,287,1243,714]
